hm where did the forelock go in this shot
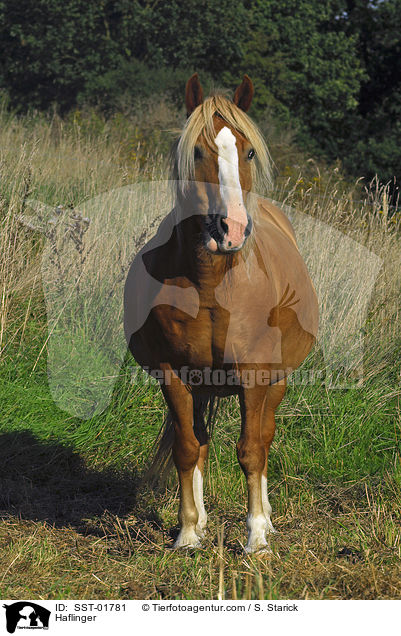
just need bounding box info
[176,95,273,193]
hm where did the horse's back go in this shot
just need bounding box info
[257,198,298,248]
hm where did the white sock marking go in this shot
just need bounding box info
[245,513,270,553]
[193,466,207,534]
[173,466,206,548]
[261,474,276,534]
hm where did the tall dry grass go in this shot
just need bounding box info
[273,169,400,386]
[0,100,178,365]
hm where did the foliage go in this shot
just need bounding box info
[340,0,401,185]
[0,0,243,112]
[0,0,399,183]
[77,59,212,114]
[0,0,122,111]
[228,0,364,162]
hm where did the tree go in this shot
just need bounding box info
[0,0,126,110]
[0,0,247,111]
[230,0,364,162]
[340,0,401,184]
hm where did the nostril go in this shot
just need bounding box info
[245,215,253,237]
[207,212,250,249]
[216,215,228,238]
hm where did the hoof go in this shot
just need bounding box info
[195,525,206,539]
[173,529,202,550]
[244,543,272,555]
[266,520,278,534]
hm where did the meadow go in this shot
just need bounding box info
[0,98,400,600]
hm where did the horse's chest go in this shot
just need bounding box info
[150,272,272,369]
[151,302,228,367]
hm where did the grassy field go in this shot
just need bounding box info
[0,101,400,600]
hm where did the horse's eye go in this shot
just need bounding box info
[247,148,255,160]
[194,146,203,161]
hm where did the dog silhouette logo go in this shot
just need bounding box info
[3,602,50,633]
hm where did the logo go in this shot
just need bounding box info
[3,603,50,634]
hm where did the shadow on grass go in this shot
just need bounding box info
[0,430,164,538]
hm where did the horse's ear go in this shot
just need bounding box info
[185,73,203,117]
[233,75,254,112]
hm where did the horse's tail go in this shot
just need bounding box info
[144,396,220,490]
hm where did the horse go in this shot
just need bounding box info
[124,74,319,553]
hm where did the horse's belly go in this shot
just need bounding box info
[143,296,314,373]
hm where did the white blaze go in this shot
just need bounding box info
[215,127,243,203]
[214,127,248,247]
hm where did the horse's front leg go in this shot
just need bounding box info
[192,396,210,538]
[161,369,201,549]
[260,381,286,534]
[237,384,270,553]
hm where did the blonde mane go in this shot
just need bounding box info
[176,94,273,195]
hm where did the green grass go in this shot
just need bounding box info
[1,331,400,600]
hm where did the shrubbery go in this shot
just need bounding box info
[0,0,400,185]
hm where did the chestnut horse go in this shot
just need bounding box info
[124,74,318,553]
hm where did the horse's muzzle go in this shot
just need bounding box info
[206,212,253,253]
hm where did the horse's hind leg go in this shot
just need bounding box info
[193,396,210,538]
[237,385,271,553]
[161,370,201,549]
[260,380,287,534]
